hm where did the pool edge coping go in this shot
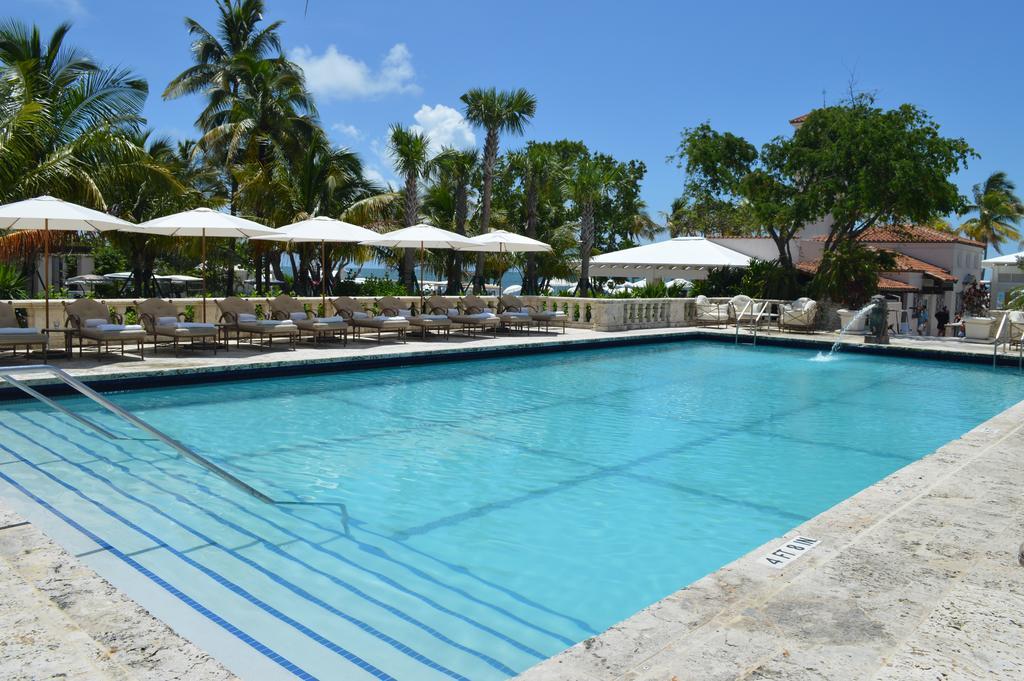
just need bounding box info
[1,326,1019,402]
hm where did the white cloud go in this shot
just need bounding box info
[289,43,419,100]
[331,122,362,140]
[409,104,476,155]
[20,0,86,15]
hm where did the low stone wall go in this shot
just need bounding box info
[3,295,699,332]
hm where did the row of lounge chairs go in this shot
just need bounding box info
[693,295,819,332]
[0,293,568,360]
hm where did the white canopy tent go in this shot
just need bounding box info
[590,237,752,280]
[982,250,1024,267]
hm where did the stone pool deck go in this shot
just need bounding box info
[0,325,1021,680]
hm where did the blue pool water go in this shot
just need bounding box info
[1,342,1022,680]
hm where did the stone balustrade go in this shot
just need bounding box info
[2,295,699,332]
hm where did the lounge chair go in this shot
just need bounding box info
[380,296,450,340]
[499,295,567,334]
[330,296,408,344]
[216,296,298,350]
[779,297,818,333]
[692,295,729,327]
[269,294,348,345]
[64,298,147,358]
[728,294,766,326]
[428,295,499,337]
[137,297,218,355]
[0,302,47,360]
[1007,310,1024,348]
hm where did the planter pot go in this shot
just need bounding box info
[837,309,867,333]
[963,316,994,340]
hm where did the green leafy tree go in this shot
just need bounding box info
[810,242,896,308]
[460,87,537,292]
[958,171,1023,254]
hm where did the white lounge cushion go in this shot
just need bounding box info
[373,315,407,322]
[237,313,257,322]
[248,319,292,327]
[95,323,143,332]
[157,315,179,326]
[464,312,496,320]
[290,311,308,321]
[447,308,460,317]
[84,318,108,328]
[313,315,345,323]
[174,322,216,329]
[351,311,369,319]
[0,327,39,335]
[502,310,530,317]
[419,314,449,321]
[397,309,412,318]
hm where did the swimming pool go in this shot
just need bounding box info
[1,341,1022,680]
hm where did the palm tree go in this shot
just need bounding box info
[508,145,561,294]
[460,87,537,292]
[564,156,621,297]
[387,124,433,292]
[959,172,1024,254]
[429,148,478,292]
[164,0,286,114]
[0,20,149,204]
[237,128,378,293]
[0,20,153,293]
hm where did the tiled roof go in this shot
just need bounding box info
[877,276,918,292]
[794,258,928,292]
[789,112,812,124]
[887,252,957,282]
[810,225,984,248]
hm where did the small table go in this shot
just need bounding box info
[41,328,76,358]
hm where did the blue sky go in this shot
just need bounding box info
[9,0,1024,250]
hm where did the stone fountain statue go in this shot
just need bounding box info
[864,294,889,345]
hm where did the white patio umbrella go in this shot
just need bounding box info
[458,230,552,297]
[361,224,475,307]
[119,207,275,320]
[250,215,379,312]
[0,195,134,327]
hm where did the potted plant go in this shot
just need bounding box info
[962,282,993,339]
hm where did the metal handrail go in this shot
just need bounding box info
[752,301,772,346]
[993,313,1010,368]
[734,299,754,344]
[0,365,349,530]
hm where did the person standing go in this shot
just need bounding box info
[917,304,930,335]
[936,305,950,337]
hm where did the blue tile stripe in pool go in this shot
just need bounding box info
[2,341,1022,681]
[0,419,518,678]
[0,440,432,681]
[0,469,322,681]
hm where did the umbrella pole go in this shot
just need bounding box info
[321,239,326,316]
[201,230,207,322]
[419,241,425,313]
[43,218,50,328]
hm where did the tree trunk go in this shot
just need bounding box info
[402,173,420,293]
[224,239,235,296]
[579,201,595,297]
[474,128,499,293]
[524,179,539,295]
[447,183,468,293]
